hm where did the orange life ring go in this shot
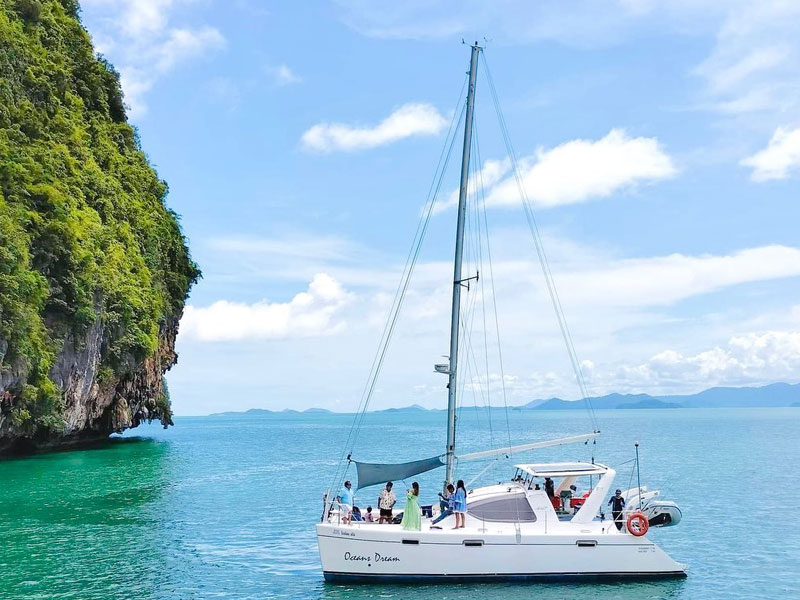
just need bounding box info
[626,512,649,536]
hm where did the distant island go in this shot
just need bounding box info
[205,382,800,416]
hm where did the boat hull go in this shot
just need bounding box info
[317,523,686,583]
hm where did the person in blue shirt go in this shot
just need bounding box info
[453,480,467,529]
[339,480,354,524]
[431,483,455,526]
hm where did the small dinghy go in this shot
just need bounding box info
[621,487,683,527]
[642,500,683,527]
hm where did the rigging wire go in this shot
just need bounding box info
[473,119,514,453]
[480,52,600,435]
[327,76,468,495]
[471,126,495,449]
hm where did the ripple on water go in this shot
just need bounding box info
[1,409,799,599]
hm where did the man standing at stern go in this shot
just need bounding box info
[608,489,626,531]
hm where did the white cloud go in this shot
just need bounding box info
[482,129,676,209]
[740,126,800,181]
[153,27,225,72]
[180,274,351,341]
[267,64,302,86]
[432,158,511,215]
[301,103,447,152]
[83,0,179,36]
[555,245,800,309]
[81,1,225,117]
[176,228,800,410]
[616,330,800,388]
[692,2,800,115]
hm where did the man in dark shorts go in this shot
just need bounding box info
[608,489,626,530]
[378,481,396,524]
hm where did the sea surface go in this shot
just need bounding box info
[1,407,799,599]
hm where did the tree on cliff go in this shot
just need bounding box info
[0,0,199,450]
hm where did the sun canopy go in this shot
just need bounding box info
[354,455,445,490]
[515,462,609,478]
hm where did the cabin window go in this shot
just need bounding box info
[467,493,537,522]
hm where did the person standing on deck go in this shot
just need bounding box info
[453,480,467,529]
[401,482,421,531]
[608,489,626,531]
[544,477,555,499]
[378,481,396,524]
[339,480,354,525]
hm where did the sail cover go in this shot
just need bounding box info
[354,455,445,490]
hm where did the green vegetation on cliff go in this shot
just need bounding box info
[0,0,199,433]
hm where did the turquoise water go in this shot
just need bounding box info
[1,408,799,599]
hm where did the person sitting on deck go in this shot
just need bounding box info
[365,506,374,522]
[431,484,455,526]
[378,481,396,524]
[608,489,626,531]
[401,482,421,531]
[339,480,354,524]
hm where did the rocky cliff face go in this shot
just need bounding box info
[1,313,179,453]
[0,0,198,453]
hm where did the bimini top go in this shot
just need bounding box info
[515,462,609,478]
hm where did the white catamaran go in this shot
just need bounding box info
[317,42,686,583]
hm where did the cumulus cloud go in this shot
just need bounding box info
[301,103,447,152]
[81,0,225,116]
[480,129,676,209]
[180,274,351,341]
[617,330,800,388]
[740,126,800,181]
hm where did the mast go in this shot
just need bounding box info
[445,42,480,487]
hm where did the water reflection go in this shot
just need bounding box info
[319,579,687,600]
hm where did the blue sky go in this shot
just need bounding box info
[79,1,800,415]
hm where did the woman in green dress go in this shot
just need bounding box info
[401,482,421,531]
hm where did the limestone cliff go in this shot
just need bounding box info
[0,0,198,453]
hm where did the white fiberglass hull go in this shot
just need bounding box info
[317,522,686,583]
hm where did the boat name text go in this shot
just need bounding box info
[344,552,400,563]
